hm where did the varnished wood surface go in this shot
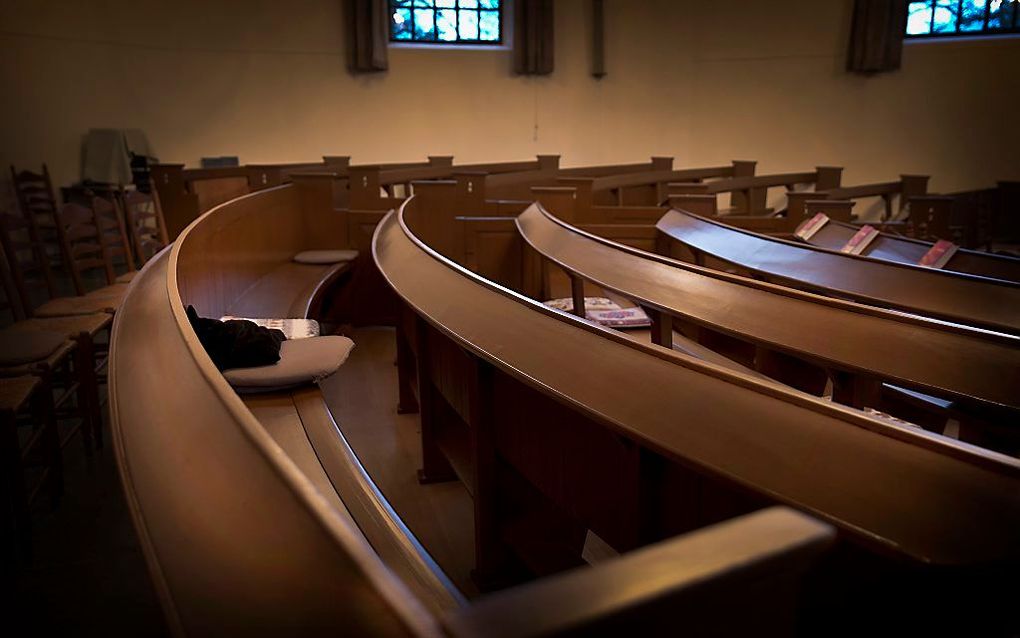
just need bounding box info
[319,327,479,598]
[112,180,846,636]
[378,198,1020,567]
[446,507,833,638]
[518,204,1020,413]
[658,209,1020,335]
[109,251,439,636]
[806,220,1020,283]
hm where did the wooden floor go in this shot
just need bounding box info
[318,327,479,598]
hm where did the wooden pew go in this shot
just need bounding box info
[799,216,1020,283]
[785,175,930,222]
[345,157,702,264]
[657,209,1020,336]
[384,193,1020,633]
[517,202,1020,448]
[152,156,355,239]
[668,166,844,216]
[110,183,837,636]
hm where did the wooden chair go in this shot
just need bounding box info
[0,243,106,451]
[1,213,120,318]
[120,185,169,265]
[1,375,61,565]
[9,164,62,278]
[90,194,136,283]
[52,203,128,300]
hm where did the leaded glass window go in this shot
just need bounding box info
[390,0,503,44]
[906,0,1019,37]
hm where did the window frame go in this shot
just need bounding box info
[905,0,1020,39]
[388,0,506,48]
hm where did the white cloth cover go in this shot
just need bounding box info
[223,335,354,392]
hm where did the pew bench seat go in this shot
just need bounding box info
[293,249,360,265]
[225,260,354,319]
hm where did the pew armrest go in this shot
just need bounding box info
[444,507,834,638]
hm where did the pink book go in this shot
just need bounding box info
[840,225,879,255]
[917,240,958,269]
[794,213,829,241]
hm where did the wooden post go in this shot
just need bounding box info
[651,156,674,171]
[415,317,456,484]
[647,308,673,348]
[532,186,578,223]
[786,191,826,225]
[469,358,507,587]
[830,370,882,409]
[815,166,844,191]
[900,175,930,216]
[667,194,717,218]
[730,160,757,212]
[805,199,855,224]
[570,274,586,318]
[396,305,419,414]
[536,154,560,170]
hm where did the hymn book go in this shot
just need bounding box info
[917,240,959,269]
[794,213,830,241]
[840,225,879,255]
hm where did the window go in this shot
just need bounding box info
[906,0,1018,37]
[390,0,503,45]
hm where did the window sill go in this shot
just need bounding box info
[389,42,510,51]
[905,32,1020,45]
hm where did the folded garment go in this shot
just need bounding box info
[186,306,285,371]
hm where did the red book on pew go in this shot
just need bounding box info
[917,240,958,269]
[794,213,829,241]
[840,225,879,255]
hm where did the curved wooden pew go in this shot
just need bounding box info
[516,204,1020,418]
[384,196,1020,570]
[657,209,1020,335]
[111,185,836,635]
[802,218,1020,283]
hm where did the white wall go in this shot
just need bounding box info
[1,0,1017,198]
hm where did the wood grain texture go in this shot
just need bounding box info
[518,204,1020,416]
[377,197,1020,567]
[658,209,1020,335]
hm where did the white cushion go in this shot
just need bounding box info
[223,335,354,392]
[293,249,359,265]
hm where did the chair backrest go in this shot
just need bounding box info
[0,240,26,321]
[91,194,136,272]
[121,185,169,265]
[0,210,58,309]
[53,203,115,295]
[10,163,60,236]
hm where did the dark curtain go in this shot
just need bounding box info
[345,0,389,74]
[847,0,908,74]
[514,0,555,75]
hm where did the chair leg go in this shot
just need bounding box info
[72,333,101,451]
[31,376,63,505]
[1,406,31,564]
